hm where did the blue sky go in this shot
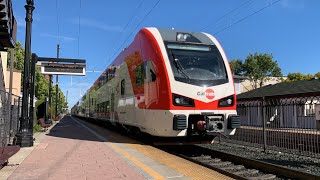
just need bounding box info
[12,0,320,107]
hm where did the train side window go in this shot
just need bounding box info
[144,61,156,83]
[135,64,144,86]
[121,79,125,95]
[150,69,156,82]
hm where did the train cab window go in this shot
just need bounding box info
[121,79,125,95]
[135,64,145,86]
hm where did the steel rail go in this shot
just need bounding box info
[166,145,320,180]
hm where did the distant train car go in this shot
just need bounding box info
[72,27,240,144]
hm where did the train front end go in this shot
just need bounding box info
[145,28,240,143]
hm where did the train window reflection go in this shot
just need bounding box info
[166,42,228,86]
[135,63,144,86]
[121,79,125,95]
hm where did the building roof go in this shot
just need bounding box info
[233,75,247,80]
[237,79,320,100]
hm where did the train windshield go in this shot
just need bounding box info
[166,42,228,86]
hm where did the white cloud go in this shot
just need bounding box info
[69,17,122,32]
[279,0,305,9]
[15,15,41,28]
[40,33,76,41]
[15,15,26,28]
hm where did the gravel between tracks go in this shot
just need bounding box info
[200,142,320,176]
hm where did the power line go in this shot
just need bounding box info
[105,0,161,70]
[77,0,82,58]
[201,0,254,31]
[56,0,60,44]
[89,0,161,93]
[213,0,282,35]
[99,0,146,71]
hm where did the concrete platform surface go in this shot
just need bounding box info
[1,116,232,180]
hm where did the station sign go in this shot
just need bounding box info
[40,62,86,76]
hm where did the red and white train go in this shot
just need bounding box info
[72,27,240,144]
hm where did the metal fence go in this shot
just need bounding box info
[224,95,320,157]
[0,90,21,147]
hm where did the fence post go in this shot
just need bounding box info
[262,96,267,152]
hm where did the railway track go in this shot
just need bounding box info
[161,145,320,180]
[76,116,320,179]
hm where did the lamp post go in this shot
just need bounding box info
[15,0,35,147]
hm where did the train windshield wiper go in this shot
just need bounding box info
[171,53,190,79]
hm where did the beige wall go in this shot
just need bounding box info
[1,51,8,86]
[240,77,287,93]
[5,70,21,97]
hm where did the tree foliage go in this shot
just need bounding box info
[230,53,282,89]
[229,59,243,75]
[286,72,319,82]
[7,41,67,114]
[7,42,25,71]
[50,85,67,115]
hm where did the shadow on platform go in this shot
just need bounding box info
[45,116,143,145]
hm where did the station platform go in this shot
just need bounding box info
[1,116,231,180]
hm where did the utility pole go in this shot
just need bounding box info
[55,44,60,118]
[16,0,35,147]
[29,54,37,131]
[66,90,68,113]
[47,74,52,124]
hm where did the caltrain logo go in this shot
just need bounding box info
[197,89,215,100]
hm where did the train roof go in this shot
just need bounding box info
[156,28,215,44]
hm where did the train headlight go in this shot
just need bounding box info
[172,94,195,107]
[174,98,181,104]
[218,95,234,107]
[176,33,190,42]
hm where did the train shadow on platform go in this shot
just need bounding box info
[45,116,144,145]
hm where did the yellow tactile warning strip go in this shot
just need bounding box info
[128,144,232,180]
[74,117,232,180]
[71,117,165,180]
[110,144,165,180]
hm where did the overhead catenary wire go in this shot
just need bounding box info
[77,0,82,59]
[98,0,146,72]
[213,0,282,35]
[103,0,161,71]
[85,0,146,84]
[82,0,161,105]
[56,0,60,44]
[200,0,254,31]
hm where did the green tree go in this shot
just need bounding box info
[229,59,243,75]
[51,86,68,115]
[315,72,320,78]
[7,41,66,107]
[287,72,306,81]
[242,53,282,89]
[7,42,25,71]
[35,68,49,99]
[287,72,315,81]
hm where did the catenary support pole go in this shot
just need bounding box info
[55,44,59,118]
